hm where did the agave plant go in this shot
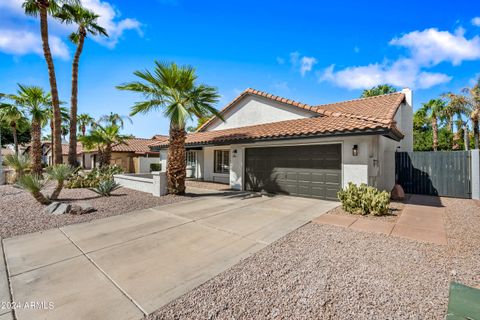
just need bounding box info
[16,174,51,205]
[4,154,30,180]
[46,164,76,200]
[90,179,120,197]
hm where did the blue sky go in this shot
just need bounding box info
[1,0,480,137]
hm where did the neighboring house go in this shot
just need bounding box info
[150,88,413,200]
[44,143,90,168]
[89,137,164,173]
[23,141,51,165]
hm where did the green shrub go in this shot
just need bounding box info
[65,165,124,189]
[337,182,390,216]
[150,163,161,172]
[90,179,121,197]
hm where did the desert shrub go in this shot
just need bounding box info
[16,173,51,205]
[46,164,76,200]
[66,165,123,189]
[90,179,121,197]
[150,163,161,172]
[4,154,30,181]
[337,182,390,216]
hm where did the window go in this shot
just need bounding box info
[214,150,230,174]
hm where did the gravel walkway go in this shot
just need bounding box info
[149,197,479,320]
[0,185,188,239]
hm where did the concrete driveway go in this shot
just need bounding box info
[1,191,337,320]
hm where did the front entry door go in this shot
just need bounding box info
[186,151,197,178]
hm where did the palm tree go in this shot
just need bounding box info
[55,3,107,166]
[360,84,397,98]
[442,93,468,143]
[0,103,29,154]
[117,61,222,194]
[421,99,446,151]
[462,79,480,149]
[22,0,71,164]
[77,113,94,136]
[79,124,128,167]
[45,105,70,144]
[9,85,51,174]
[99,112,132,128]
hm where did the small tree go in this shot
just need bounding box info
[80,124,128,167]
[46,163,75,200]
[0,103,29,155]
[16,174,51,205]
[4,154,30,180]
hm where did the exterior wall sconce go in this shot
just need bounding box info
[352,145,358,156]
[233,149,238,158]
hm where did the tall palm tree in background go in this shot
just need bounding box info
[55,3,107,166]
[46,105,70,144]
[0,103,29,155]
[22,0,74,164]
[360,84,397,98]
[462,79,480,149]
[77,113,94,136]
[9,85,51,174]
[80,124,127,167]
[99,112,132,129]
[421,99,446,151]
[443,93,468,149]
[117,61,222,194]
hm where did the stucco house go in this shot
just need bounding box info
[151,88,413,200]
[89,137,164,173]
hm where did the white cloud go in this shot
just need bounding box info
[276,57,285,65]
[319,27,480,90]
[0,0,142,52]
[319,59,451,90]
[78,0,143,48]
[300,56,317,76]
[390,27,480,66]
[472,17,480,27]
[0,29,70,59]
[289,51,317,76]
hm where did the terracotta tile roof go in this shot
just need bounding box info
[151,116,404,148]
[112,138,160,154]
[61,143,82,155]
[312,92,406,124]
[197,88,405,131]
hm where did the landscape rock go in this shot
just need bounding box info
[44,202,61,214]
[70,201,95,215]
[51,203,71,215]
[391,184,405,200]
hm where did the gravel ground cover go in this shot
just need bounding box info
[149,197,479,320]
[0,185,188,238]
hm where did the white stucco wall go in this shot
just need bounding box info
[137,157,160,173]
[159,150,168,172]
[206,95,315,131]
[397,88,413,152]
[202,146,230,184]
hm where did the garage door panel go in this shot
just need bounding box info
[245,144,342,200]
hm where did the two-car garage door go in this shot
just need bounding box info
[244,144,342,201]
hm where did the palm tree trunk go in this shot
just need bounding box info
[39,2,62,165]
[68,32,86,167]
[50,180,63,200]
[474,118,479,149]
[31,119,43,175]
[167,126,186,195]
[11,124,18,155]
[33,190,51,205]
[432,118,438,151]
